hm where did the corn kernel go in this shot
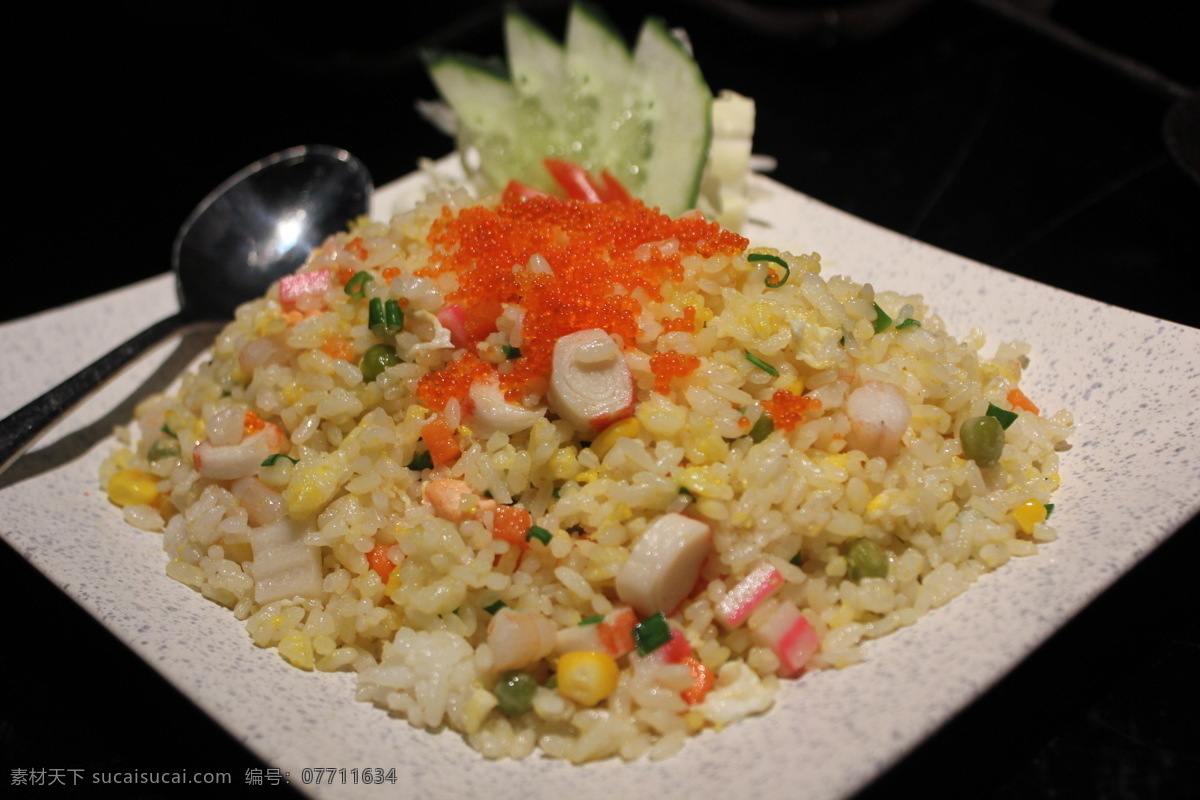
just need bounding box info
[590,417,642,460]
[556,651,620,707]
[106,469,160,507]
[1012,500,1048,535]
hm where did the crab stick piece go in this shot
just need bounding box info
[249,518,324,604]
[749,600,820,677]
[547,328,635,433]
[193,422,285,480]
[615,513,711,617]
[467,378,546,437]
[554,606,637,658]
[278,268,331,307]
[715,563,784,628]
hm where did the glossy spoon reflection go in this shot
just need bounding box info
[0,144,372,475]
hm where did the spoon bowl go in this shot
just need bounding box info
[175,145,372,321]
[0,144,372,473]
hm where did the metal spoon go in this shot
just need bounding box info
[0,144,372,474]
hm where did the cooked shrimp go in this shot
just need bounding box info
[422,477,495,523]
[844,380,911,458]
[487,608,557,671]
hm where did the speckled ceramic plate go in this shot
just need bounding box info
[3,160,1199,800]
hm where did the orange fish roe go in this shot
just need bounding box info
[381,266,401,284]
[764,389,822,431]
[650,351,701,395]
[346,237,369,260]
[661,305,697,334]
[416,351,494,413]
[336,266,357,286]
[243,410,266,434]
[422,188,747,400]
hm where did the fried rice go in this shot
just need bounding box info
[101,177,1072,763]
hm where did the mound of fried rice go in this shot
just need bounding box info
[101,179,1072,763]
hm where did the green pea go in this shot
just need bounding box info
[494,669,538,717]
[360,344,399,382]
[960,415,1005,467]
[844,538,889,582]
[147,438,181,462]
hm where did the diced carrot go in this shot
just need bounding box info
[243,409,266,434]
[420,417,461,467]
[491,504,532,550]
[680,656,714,705]
[366,543,394,581]
[321,335,356,362]
[597,607,637,657]
[1007,387,1040,415]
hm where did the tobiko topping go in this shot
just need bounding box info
[417,189,747,410]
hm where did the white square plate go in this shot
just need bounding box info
[3,160,1198,800]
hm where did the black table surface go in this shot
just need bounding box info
[4,1,1197,798]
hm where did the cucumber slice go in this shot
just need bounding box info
[424,53,523,191]
[506,10,567,103]
[424,3,715,217]
[632,18,713,215]
[563,3,650,192]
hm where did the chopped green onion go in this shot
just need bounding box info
[344,271,373,298]
[526,525,552,546]
[872,303,893,334]
[745,351,778,376]
[369,297,404,336]
[790,550,805,567]
[896,318,922,330]
[578,615,604,626]
[261,453,299,467]
[483,599,507,615]
[986,402,1019,430]
[502,344,522,360]
[551,486,562,499]
[406,451,433,471]
[748,252,790,288]
[633,612,672,655]
[748,413,774,443]
[1044,503,1055,518]
[160,423,175,437]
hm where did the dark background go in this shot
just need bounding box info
[4,1,1197,798]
